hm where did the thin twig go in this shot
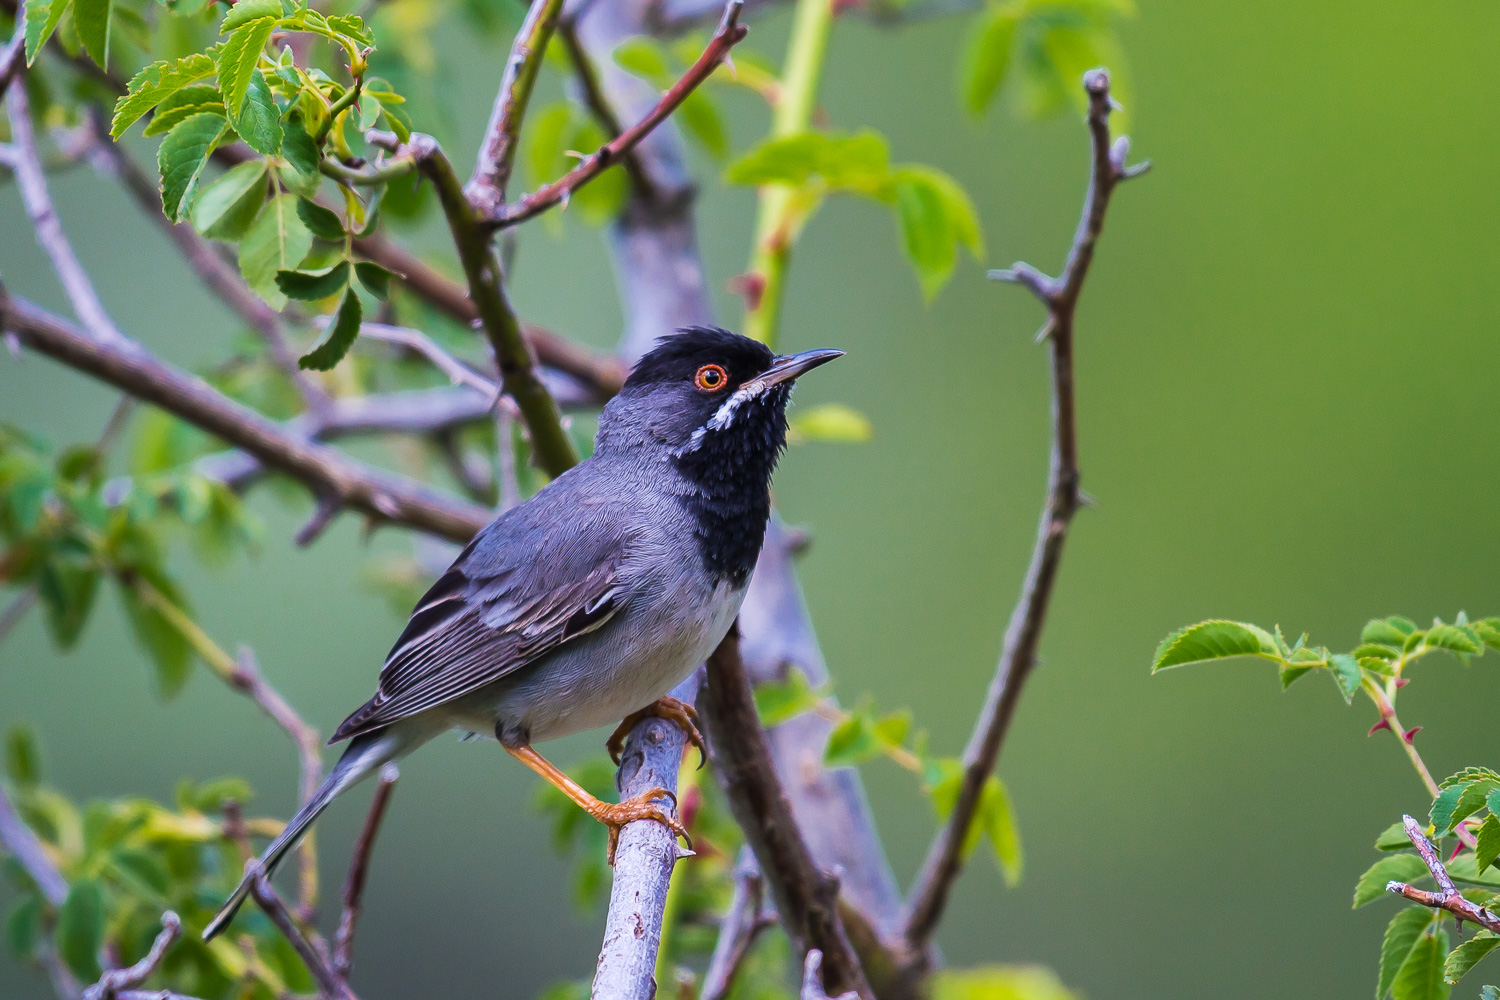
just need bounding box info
[333,763,399,981]
[466,0,566,214]
[1388,814,1500,933]
[0,586,38,649]
[701,851,772,1000]
[556,18,657,202]
[901,68,1145,952]
[701,628,872,1000]
[0,783,69,905]
[83,912,181,1000]
[0,5,24,104]
[248,876,355,1000]
[1,295,492,543]
[4,86,128,345]
[353,322,501,402]
[484,0,747,230]
[495,407,521,512]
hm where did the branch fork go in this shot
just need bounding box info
[1387,814,1500,934]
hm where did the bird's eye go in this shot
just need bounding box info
[694,364,728,391]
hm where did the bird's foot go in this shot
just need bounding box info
[606,696,707,768]
[589,786,691,865]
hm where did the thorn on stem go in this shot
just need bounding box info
[1395,677,1411,688]
[1368,719,1390,736]
[295,494,342,547]
[1403,726,1422,744]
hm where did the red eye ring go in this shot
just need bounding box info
[694,364,728,391]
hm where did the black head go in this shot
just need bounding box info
[596,326,843,586]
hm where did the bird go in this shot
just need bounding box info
[202,326,843,940]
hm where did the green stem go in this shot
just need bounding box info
[315,77,364,145]
[320,155,417,186]
[742,0,835,348]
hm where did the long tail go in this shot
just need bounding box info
[203,730,397,940]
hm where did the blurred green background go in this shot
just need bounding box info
[5,0,1500,997]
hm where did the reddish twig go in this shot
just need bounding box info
[249,875,355,1000]
[482,0,747,230]
[1387,814,1500,933]
[901,68,1147,951]
[333,764,399,980]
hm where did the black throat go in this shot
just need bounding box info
[672,387,790,588]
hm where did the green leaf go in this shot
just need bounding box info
[677,90,728,159]
[72,0,110,68]
[1354,854,1429,908]
[1393,927,1450,1000]
[725,131,892,193]
[142,85,226,138]
[978,774,1022,886]
[296,197,346,240]
[1473,618,1500,650]
[1443,769,1500,790]
[24,0,72,65]
[1446,854,1500,888]
[1427,624,1483,656]
[239,194,314,307]
[218,16,276,118]
[7,895,43,958]
[279,114,320,194]
[893,169,954,301]
[1365,617,1418,645]
[1482,986,1498,1000]
[220,0,280,31]
[119,577,193,698]
[1329,652,1362,704]
[158,113,228,222]
[230,70,282,155]
[275,261,350,301]
[825,712,882,769]
[111,54,217,137]
[55,879,104,980]
[354,261,395,299]
[326,12,374,46]
[933,965,1076,1000]
[1445,933,1499,985]
[108,848,171,898]
[1378,823,1415,851]
[298,287,362,370]
[5,725,40,787]
[1151,619,1282,672]
[789,403,873,443]
[1382,907,1438,999]
[1434,782,1500,834]
[754,668,823,727]
[191,159,268,239]
[612,36,671,80]
[37,562,99,648]
[961,4,1019,115]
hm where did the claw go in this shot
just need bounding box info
[606,697,709,769]
[595,786,693,865]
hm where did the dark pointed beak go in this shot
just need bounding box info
[761,348,845,387]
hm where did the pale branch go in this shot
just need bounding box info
[1,295,492,544]
[482,0,748,231]
[3,85,128,345]
[1388,814,1500,933]
[466,0,566,215]
[82,912,181,1000]
[592,676,697,1000]
[701,850,772,1000]
[0,782,69,906]
[801,950,861,1000]
[353,322,502,403]
[333,764,399,981]
[901,68,1144,952]
[0,6,23,103]
[248,875,356,1000]
[701,628,873,1000]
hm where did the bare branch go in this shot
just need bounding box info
[1387,814,1500,933]
[0,783,68,905]
[354,322,501,402]
[902,68,1142,952]
[3,85,127,345]
[333,764,399,981]
[483,0,748,230]
[1,295,491,544]
[701,851,772,1000]
[592,678,696,1000]
[701,628,872,1000]
[556,18,657,202]
[466,0,566,215]
[83,912,181,1000]
[248,875,356,1000]
[801,950,861,1000]
[0,6,24,104]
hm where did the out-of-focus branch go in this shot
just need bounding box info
[801,949,860,1000]
[355,322,501,403]
[82,912,180,1000]
[248,876,355,1000]
[556,19,656,202]
[333,764,399,981]
[1,295,492,544]
[0,586,38,650]
[701,851,773,1000]
[0,7,24,103]
[1387,814,1500,933]
[701,629,872,1000]
[901,68,1145,953]
[3,85,127,345]
[482,0,747,231]
[466,0,566,215]
[0,783,69,905]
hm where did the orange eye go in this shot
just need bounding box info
[694,364,728,391]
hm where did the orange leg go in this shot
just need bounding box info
[606,696,707,769]
[504,743,689,864]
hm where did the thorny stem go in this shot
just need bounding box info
[741,0,835,346]
[901,69,1145,954]
[1360,673,1477,850]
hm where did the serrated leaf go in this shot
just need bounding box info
[191,159,268,239]
[1434,782,1500,834]
[24,0,72,65]
[1279,663,1316,689]
[229,70,282,155]
[1393,927,1450,1000]
[326,12,374,46]
[1365,618,1418,645]
[1427,624,1483,656]
[1381,907,1438,1000]
[961,4,1018,115]
[1354,854,1429,908]
[1355,643,1401,660]
[789,403,873,443]
[1446,933,1500,984]
[142,85,225,138]
[1474,618,1500,650]
[111,54,217,137]
[239,193,313,307]
[72,0,110,68]
[5,725,40,786]
[1442,769,1500,790]
[1329,652,1362,704]
[280,113,320,192]
[275,261,349,301]
[1447,854,1500,888]
[55,879,104,980]
[296,197,345,240]
[158,113,228,221]
[218,16,276,118]
[219,0,279,32]
[1152,620,1282,672]
[299,287,361,370]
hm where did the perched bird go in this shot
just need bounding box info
[203,326,842,940]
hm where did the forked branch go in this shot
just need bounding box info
[1387,814,1500,933]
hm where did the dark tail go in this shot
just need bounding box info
[203,730,396,940]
